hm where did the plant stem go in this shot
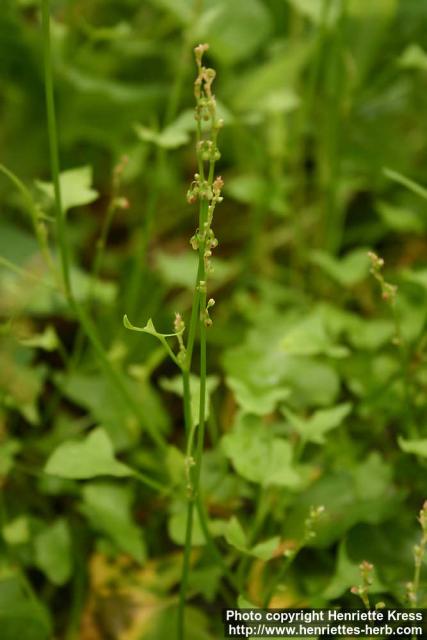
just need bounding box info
[41,0,71,298]
[70,166,123,369]
[40,0,166,451]
[176,44,224,638]
[178,198,208,640]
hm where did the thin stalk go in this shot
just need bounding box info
[262,552,296,608]
[41,0,71,297]
[178,199,208,640]
[125,1,203,318]
[125,157,161,318]
[70,164,125,368]
[0,255,57,290]
[177,45,224,639]
[237,487,271,590]
[40,0,166,451]
[0,164,59,284]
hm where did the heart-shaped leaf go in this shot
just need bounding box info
[44,428,134,479]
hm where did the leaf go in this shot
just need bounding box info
[310,249,371,287]
[383,167,427,202]
[376,201,424,233]
[286,0,341,26]
[155,250,236,289]
[324,541,386,599]
[160,374,219,427]
[226,376,290,415]
[36,166,99,212]
[3,517,30,546]
[225,174,267,206]
[346,318,395,351]
[19,326,59,352]
[237,595,258,608]
[0,440,21,477]
[402,268,427,292]
[0,344,47,425]
[222,414,301,488]
[281,312,349,358]
[44,428,134,479]
[250,536,280,561]
[34,519,72,585]
[231,43,309,114]
[399,44,427,71]
[348,0,397,18]
[168,505,205,546]
[224,516,247,551]
[398,437,427,458]
[0,571,52,640]
[284,403,352,445]
[285,454,397,547]
[123,315,180,338]
[81,482,145,562]
[224,517,280,560]
[148,0,194,24]
[55,372,169,449]
[223,331,340,409]
[135,110,194,149]
[194,0,272,64]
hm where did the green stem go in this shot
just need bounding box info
[0,255,57,290]
[0,163,59,283]
[41,0,165,452]
[178,203,208,640]
[70,177,121,368]
[262,551,296,608]
[125,159,161,317]
[41,0,71,297]
[236,487,270,590]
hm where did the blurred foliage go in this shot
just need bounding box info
[1,0,427,638]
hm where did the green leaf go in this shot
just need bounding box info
[34,519,72,585]
[194,0,272,64]
[376,201,425,233]
[19,326,59,352]
[0,440,21,477]
[36,166,99,212]
[168,505,205,546]
[81,482,145,562]
[281,312,349,358]
[123,314,181,338]
[224,516,247,551]
[346,318,395,351]
[399,44,427,71]
[383,167,427,202]
[135,110,194,149]
[225,174,267,206]
[148,0,194,24]
[398,437,427,458]
[222,414,301,488]
[324,541,386,599]
[226,376,290,415]
[231,44,309,114]
[160,374,219,427]
[285,454,397,547]
[310,249,371,287]
[284,403,352,445]
[155,250,236,289]
[3,517,30,546]
[44,428,134,479]
[237,595,258,608]
[286,0,341,26]
[0,570,52,640]
[250,536,280,561]
[348,0,397,18]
